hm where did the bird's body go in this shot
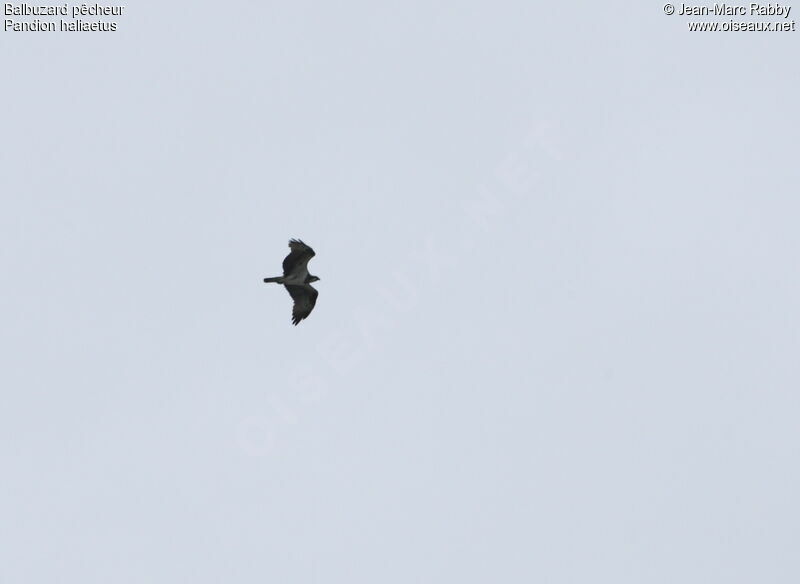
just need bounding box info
[263,239,320,325]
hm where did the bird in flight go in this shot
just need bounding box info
[263,239,320,325]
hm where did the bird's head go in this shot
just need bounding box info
[308,275,321,283]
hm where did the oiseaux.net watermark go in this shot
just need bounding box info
[663,2,796,31]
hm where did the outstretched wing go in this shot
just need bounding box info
[282,239,315,277]
[284,284,319,325]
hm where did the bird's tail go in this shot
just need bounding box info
[263,276,284,283]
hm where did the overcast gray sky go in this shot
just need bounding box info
[1,1,798,582]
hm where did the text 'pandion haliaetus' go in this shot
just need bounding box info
[263,239,320,325]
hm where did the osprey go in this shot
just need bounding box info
[263,239,320,325]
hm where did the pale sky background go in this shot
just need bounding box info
[1,2,798,582]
